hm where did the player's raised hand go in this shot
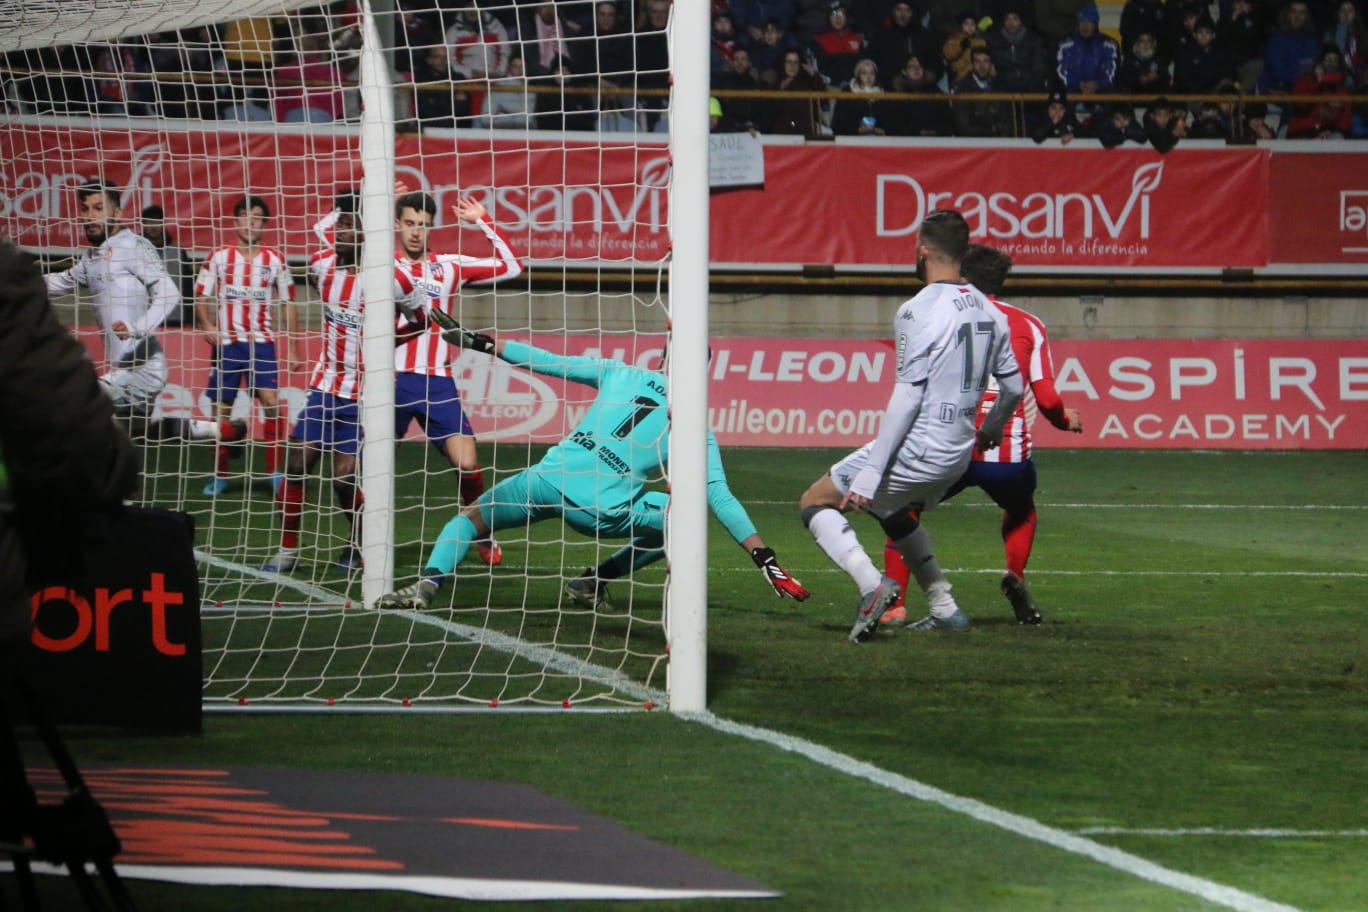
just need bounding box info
[452,196,487,224]
[751,547,812,601]
[428,307,496,355]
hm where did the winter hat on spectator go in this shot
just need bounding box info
[1077,2,1100,22]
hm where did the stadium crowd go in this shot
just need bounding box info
[2,0,1366,141]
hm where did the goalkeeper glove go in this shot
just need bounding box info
[428,307,496,355]
[750,547,811,601]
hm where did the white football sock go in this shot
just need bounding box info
[807,507,882,593]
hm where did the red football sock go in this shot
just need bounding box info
[883,537,910,608]
[279,478,305,550]
[459,465,485,507]
[214,444,232,477]
[264,416,287,475]
[1002,509,1038,579]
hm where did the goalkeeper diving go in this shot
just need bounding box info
[375,312,810,612]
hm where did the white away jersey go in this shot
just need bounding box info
[893,280,1018,472]
[308,248,418,400]
[195,244,295,343]
[44,228,179,367]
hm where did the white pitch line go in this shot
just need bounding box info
[1077,828,1368,838]
[196,552,1308,910]
[685,712,1302,912]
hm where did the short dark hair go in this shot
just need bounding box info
[234,194,270,218]
[960,243,1013,295]
[395,191,437,220]
[77,180,121,208]
[917,209,970,262]
[141,204,165,221]
[334,189,361,216]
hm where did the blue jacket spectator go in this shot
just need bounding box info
[1056,3,1119,91]
[1259,0,1321,90]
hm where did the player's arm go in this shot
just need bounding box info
[447,196,524,285]
[977,339,1025,450]
[705,433,810,600]
[1027,333,1082,433]
[277,263,303,369]
[429,308,607,389]
[125,244,179,337]
[845,380,924,510]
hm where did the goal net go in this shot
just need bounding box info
[2,0,711,711]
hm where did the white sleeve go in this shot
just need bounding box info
[44,262,82,297]
[128,242,178,335]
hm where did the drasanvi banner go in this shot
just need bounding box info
[12,124,1365,269]
[81,331,1368,450]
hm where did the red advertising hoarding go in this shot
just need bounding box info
[84,331,1367,451]
[9,124,1366,270]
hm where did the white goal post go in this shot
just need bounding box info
[1,0,710,712]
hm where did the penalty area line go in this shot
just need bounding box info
[683,711,1303,912]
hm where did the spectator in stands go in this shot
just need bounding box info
[139,205,197,327]
[953,46,1016,135]
[752,16,802,84]
[1236,97,1280,136]
[220,16,276,120]
[1120,0,1171,57]
[393,0,444,79]
[1036,0,1084,52]
[711,9,742,77]
[1144,95,1186,150]
[1031,87,1083,140]
[812,3,866,86]
[409,43,472,128]
[517,2,571,78]
[762,47,827,134]
[832,58,891,133]
[1219,0,1269,92]
[890,53,955,134]
[987,6,1051,93]
[1259,0,1321,91]
[1170,1,1207,56]
[478,53,532,129]
[731,0,800,45]
[571,2,635,85]
[534,54,597,131]
[1056,2,1119,93]
[714,46,766,131]
[634,0,672,130]
[1285,43,1354,134]
[272,32,347,123]
[944,12,991,82]
[1096,99,1150,145]
[1117,30,1173,93]
[1174,15,1238,93]
[1325,0,1366,84]
[869,1,943,85]
[1189,99,1234,136]
[447,5,512,80]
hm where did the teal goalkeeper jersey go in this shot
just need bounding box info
[501,342,759,544]
[503,341,669,513]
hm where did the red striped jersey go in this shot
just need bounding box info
[394,217,523,377]
[974,299,1067,464]
[307,248,418,400]
[195,244,294,343]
